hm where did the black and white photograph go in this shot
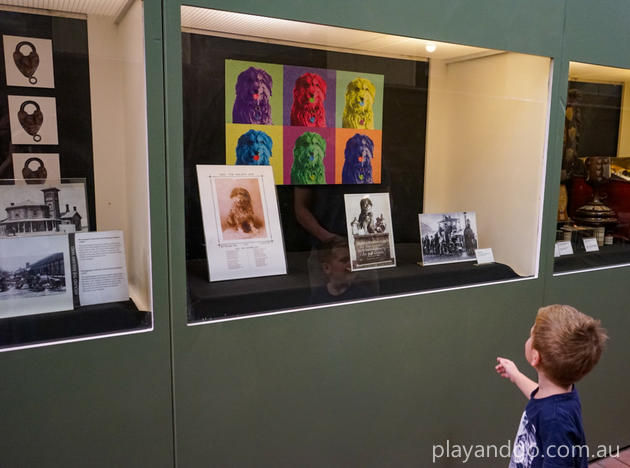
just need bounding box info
[12,153,61,185]
[344,192,396,271]
[2,34,55,88]
[0,181,88,237]
[0,234,73,318]
[197,165,286,281]
[419,211,479,266]
[8,95,58,145]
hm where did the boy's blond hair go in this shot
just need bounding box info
[532,304,608,387]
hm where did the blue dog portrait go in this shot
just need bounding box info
[235,129,273,165]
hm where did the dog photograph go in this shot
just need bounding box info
[283,66,335,128]
[335,129,382,184]
[213,177,268,242]
[418,212,479,266]
[336,71,384,130]
[344,193,396,270]
[225,60,283,126]
[283,127,334,185]
[196,165,287,281]
[225,124,284,183]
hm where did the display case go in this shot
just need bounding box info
[179,6,552,322]
[554,61,630,274]
[0,2,154,349]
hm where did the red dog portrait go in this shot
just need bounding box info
[290,72,327,127]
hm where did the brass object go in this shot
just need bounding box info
[573,156,618,225]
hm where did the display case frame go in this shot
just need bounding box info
[163,1,579,467]
[0,2,174,467]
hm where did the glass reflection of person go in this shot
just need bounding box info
[294,187,379,293]
[310,238,371,304]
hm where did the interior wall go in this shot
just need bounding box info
[617,82,630,156]
[87,2,151,311]
[425,52,550,276]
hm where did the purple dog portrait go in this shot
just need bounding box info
[342,133,374,184]
[232,67,273,125]
[235,129,273,165]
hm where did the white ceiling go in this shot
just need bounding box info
[570,62,630,84]
[181,6,491,61]
[0,0,129,17]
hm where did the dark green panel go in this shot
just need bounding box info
[0,3,174,468]
[566,0,630,68]
[174,281,543,467]
[545,269,630,450]
[166,1,567,467]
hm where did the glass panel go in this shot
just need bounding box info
[555,62,630,273]
[181,7,551,322]
[0,2,153,349]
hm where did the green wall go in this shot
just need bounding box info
[0,1,628,467]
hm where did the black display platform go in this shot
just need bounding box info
[0,300,151,349]
[554,243,630,273]
[188,243,520,321]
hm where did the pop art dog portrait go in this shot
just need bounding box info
[342,77,376,129]
[235,129,273,166]
[342,133,374,184]
[232,66,273,125]
[290,72,327,127]
[291,132,327,184]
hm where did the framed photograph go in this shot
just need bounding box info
[419,212,479,266]
[196,165,286,281]
[0,181,89,237]
[7,95,58,145]
[344,192,396,271]
[2,35,55,88]
[12,153,61,184]
[0,234,73,318]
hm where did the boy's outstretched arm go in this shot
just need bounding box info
[495,357,538,399]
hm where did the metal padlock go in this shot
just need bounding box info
[18,100,43,142]
[13,41,40,85]
[22,157,47,184]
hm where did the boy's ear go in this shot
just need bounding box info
[322,262,331,275]
[529,348,541,368]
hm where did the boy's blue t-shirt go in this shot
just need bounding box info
[509,386,587,468]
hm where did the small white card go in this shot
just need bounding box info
[556,241,574,256]
[582,237,599,252]
[474,248,494,264]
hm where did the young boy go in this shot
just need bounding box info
[310,238,371,304]
[495,304,607,468]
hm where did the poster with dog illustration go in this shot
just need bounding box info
[283,127,335,184]
[226,60,283,126]
[344,193,396,271]
[226,124,284,183]
[225,60,384,185]
[196,165,286,282]
[283,66,336,128]
[335,129,382,184]
[336,71,384,130]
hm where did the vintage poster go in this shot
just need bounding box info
[419,212,479,266]
[0,234,73,318]
[2,35,55,88]
[196,164,286,281]
[7,95,58,145]
[344,192,396,271]
[12,153,61,184]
